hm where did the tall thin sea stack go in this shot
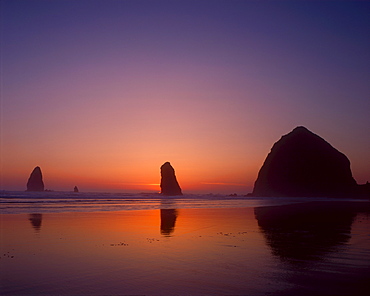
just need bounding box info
[26,166,45,192]
[252,126,357,197]
[160,162,182,196]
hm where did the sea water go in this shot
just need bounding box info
[0,190,352,214]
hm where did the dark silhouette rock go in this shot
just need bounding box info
[160,162,182,196]
[358,182,370,199]
[252,126,357,197]
[26,166,45,192]
[74,186,79,193]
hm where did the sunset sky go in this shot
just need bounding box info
[1,0,369,194]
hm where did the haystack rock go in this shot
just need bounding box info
[160,162,183,196]
[252,126,357,197]
[74,186,79,193]
[26,166,45,192]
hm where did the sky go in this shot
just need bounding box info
[1,0,369,194]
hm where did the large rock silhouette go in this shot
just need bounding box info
[26,166,45,192]
[252,126,357,197]
[160,162,182,196]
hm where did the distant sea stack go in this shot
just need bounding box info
[160,162,183,196]
[74,186,79,193]
[26,166,45,192]
[252,126,357,197]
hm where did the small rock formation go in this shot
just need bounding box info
[358,181,370,199]
[160,162,183,195]
[252,126,357,197]
[74,186,79,193]
[26,166,45,192]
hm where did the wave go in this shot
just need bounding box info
[0,190,360,214]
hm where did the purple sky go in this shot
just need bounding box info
[1,0,369,193]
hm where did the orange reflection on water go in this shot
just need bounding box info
[0,208,270,295]
[2,204,368,295]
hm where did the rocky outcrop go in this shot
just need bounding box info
[26,166,45,192]
[252,126,357,197]
[160,162,182,195]
[74,186,79,193]
[358,182,370,199]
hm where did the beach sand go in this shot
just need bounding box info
[1,201,369,295]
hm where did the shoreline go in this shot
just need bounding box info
[1,193,369,215]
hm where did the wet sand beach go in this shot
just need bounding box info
[1,200,369,295]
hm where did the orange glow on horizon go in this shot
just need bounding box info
[1,0,369,195]
[0,151,259,193]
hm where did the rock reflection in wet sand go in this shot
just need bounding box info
[255,201,370,295]
[0,204,369,295]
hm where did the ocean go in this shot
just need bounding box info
[0,190,355,214]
